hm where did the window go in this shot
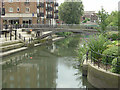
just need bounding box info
[26,0,29,2]
[26,7,30,13]
[9,7,13,12]
[17,7,20,12]
[25,0,30,5]
[9,0,13,2]
[16,0,19,2]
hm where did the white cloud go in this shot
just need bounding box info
[57,0,120,13]
[82,0,119,13]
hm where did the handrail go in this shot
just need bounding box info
[86,49,120,72]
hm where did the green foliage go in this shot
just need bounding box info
[77,34,111,63]
[77,40,89,65]
[102,46,119,64]
[87,34,111,61]
[111,57,120,74]
[82,20,87,23]
[106,31,118,40]
[106,11,118,26]
[87,34,108,53]
[97,8,109,33]
[58,1,84,24]
[56,32,72,37]
[82,18,90,23]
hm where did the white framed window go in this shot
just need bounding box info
[16,0,19,2]
[9,7,13,12]
[26,0,30,2]
[26,7,30,13]
[17,7,20,12]
[9,0,13,3]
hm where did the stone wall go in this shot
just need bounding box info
[82,61,120,88]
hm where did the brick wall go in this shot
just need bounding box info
[4,2,37,14]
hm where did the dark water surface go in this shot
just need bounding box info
[2,35,96,88]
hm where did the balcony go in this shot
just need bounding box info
[54,2,58,6]
[54,15,58,19]
[37,3,44,8]
[37,12,44,17]
[24,2,30,5]
[54,10,58,13]
[46,14,53,18]
[47,2,54,4]
[2,8,5,15]
[46,7,53,11]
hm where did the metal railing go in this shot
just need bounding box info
[86,49,120,72]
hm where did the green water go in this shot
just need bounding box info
[2,35,97,88]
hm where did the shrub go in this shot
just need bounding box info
[56,32,72,37]
[87,34,109,60]
[102,46,119,64]
[111,57,120,74]
[77,41,89,65]
[106,31,118,40]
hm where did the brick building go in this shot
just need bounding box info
[1,0,37,26]
[37,0,59,25]
[1,0,59,28]
[81,11,98,23]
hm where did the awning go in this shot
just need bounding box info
[2,17,19,20]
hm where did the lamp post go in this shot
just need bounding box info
[0,7,1,38]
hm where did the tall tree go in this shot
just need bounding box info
[58,1,84,24]
[97,8,109,33]
[106,11,118,26]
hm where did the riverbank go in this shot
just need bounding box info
[0,36,65,60]
[82,60,120,89]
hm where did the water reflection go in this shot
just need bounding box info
[2,35,96,88]
[2,47,58,88]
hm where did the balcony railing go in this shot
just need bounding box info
[54,2,58,6]
[47,2,54,4]
[37,12,44,17]
[54,10,58,13]
[37,3,44,8]
[46,7,53,11]
[54,15,58,19]
[46,14,53,18]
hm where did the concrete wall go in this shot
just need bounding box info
[87,63,120,88]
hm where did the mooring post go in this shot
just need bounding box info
[10,32,12,40]
[15,30,17,40]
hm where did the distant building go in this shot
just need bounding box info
[1,0,59,28]
[1,0,37,26]
[81,11,98,23]
[37,0,59,25]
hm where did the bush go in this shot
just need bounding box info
[106,31,118,40]
[87,34,109,60]
[102,46,119,64]
[77,41,89,65]
[111,57,120,74]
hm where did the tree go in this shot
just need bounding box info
[97,8,109,33]
[58,1,84,24]
[106,11,118,26]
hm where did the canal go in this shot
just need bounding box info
[2,35,97,88]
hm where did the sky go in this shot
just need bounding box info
[57,0,120,13]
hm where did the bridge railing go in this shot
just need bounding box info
[2,24,118,31]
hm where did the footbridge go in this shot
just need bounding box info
[22,24,99,39]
